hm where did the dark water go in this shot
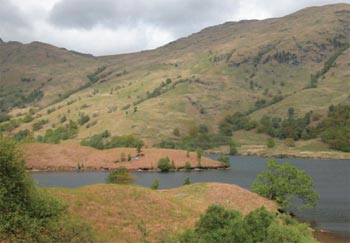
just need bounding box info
[32,155,350,241]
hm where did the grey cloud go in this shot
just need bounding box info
[0,0,30,30]
[49,0,239,35]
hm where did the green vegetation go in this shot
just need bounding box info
[0,137,94,242]
[220,104,350,152]
[106,167,133,184]
[13,129,33,142]
[178,205,317,243]
[37,120,78,144]
[78,113,90,126]
[217,154,230,165]
[183,177,191,185]
[32,119,49,131]
[308,43,349,88]
[157,124,231,151]
[81,132,144,150]
[157,157,171,172]
[266,138,275,148]
[151,179,159,190]
[252,160,319,210]
[320,104,350,152]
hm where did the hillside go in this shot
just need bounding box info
[0,4,349,150]
[48,183,277,242]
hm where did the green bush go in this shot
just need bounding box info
[266,138,275,148]
[151,179,159,190]
[0,138,95,242]
[217,155,230,165]
[37,120,78,144]
[178,205,317,243]
[157,157,171,172]
[185,161,191,170]
[106,167,133,184]
[183,177,191,185]
[81,133,144,150]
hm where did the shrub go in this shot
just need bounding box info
[217,155,230,165]
[0,138,94,242]
[178,205,317,243]
[78,114,90,126]
[106,167,132,184]
[157,157,171,172]
[266,138,275,148]
[284,138,295,147]
[185,161,191,170]
[229,141,237,155]
[183,177,191,185]
[151,179,159,190]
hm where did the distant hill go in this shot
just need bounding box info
[0,3,349,150]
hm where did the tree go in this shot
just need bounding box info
[157,157,170,172]
[229,141,237,155]
[252,160,319,210]
[150,179,159,190]
[136,142,143,153]
[106,167,133,184]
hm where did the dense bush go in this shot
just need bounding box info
[156,124,231,151]
[106,167,133,184]
[157,157,171,172]
[0,138,95,242]
[81,132,144,150]
[320,104,350,152]
[37,120,78,144]
[178,205,317,243]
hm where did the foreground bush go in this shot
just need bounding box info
[0,138,95,242]
[178,205,317,243]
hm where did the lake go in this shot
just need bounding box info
[32,155,350,242]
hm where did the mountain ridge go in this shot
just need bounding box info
[0,3,349,151]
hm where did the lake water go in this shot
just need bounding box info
[32,155,350,241]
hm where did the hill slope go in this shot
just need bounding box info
[0,4,349,147]
[49,183,277,242]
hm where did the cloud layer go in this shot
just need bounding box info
[0,0,344,55]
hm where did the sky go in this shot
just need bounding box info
[0,0,346,56]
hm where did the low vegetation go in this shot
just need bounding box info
[178,205,317,243]
[80,131,144,150]
[220,104,350,152]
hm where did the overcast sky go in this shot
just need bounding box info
[0,0,345,56]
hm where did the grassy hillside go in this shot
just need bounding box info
[48,183,277,242]
[0,4,349,150]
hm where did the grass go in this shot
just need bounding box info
[48,183,277,243]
